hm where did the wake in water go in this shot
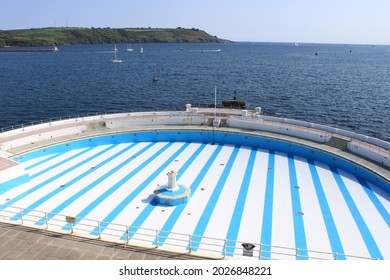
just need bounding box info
[188,49,221,52]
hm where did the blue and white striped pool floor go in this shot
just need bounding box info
[1,139,389,260]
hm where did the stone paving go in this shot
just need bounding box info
[0,222,216,260]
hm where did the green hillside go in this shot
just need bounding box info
[0,27,230,46]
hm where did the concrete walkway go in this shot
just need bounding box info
[0,222,216,260]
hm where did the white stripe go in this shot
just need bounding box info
[338,170,390,259]
[50,142,155,217]
[295,156,332,259]
[271,152,295,259]
[369,182,390,213]
[34,143,132,212]
[22,154,58,168]
[11,146,111,209]
[121,143,203,228]
[198,147,250,252]
[167,145,232,243]
[26,148,88,176]
[65,142,163,220]
[101,142,187,226]
[109,142,200,228]
[235,149,269,246]
[315,161,370,259]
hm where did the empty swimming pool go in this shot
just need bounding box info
[0,130,389,260]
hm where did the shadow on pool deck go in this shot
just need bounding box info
[0,222,218,260]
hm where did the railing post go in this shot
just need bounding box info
[296,248,299,260]
[222,239,227,258]
[258,243,262,260]
[97,221,101,239]
[125,225,129,247]
[333,252,338,260]
[155,230,159,248]
[70,219,74,234]
[44,212,48,230]
[19,208,24,224]
[188,234,192,253]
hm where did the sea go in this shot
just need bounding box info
[1,42,389,142]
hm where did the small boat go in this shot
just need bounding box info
[140,47,144,54]
[112,45,122,63]
[200,49,221,53]
[126,44,133,52]
[152,76,158,82]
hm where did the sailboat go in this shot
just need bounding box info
[126,43,133,52]
[112,45,122,63]
[140,47,144,54]
[52,44,59,52]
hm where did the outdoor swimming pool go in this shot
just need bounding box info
[0,130,389,259]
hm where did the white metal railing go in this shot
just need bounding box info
[0,111,127,133]
[1,110,388,159]
[0,204,377,260]
[0,107,199,133]
[0,111,207,153]
[227,115,390,159]
[0,111,206,139]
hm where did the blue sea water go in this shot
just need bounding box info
[0,42,389,141]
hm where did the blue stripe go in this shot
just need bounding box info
[35,142,156,226]
[331,167,383,260]
[89,142,190,235]
[190,146,240,252]
[29,148,92,179]
[307,160,345,259]
[356,177,390,228]
[224,148,257,256]
[1,146,98,209]
[0,174,30,195]
[25,153,61,171]
[151,144,224,245]
[288,154,308,260]
[122,143,208,241]
[259,150,275,260]
[10,144,135,221]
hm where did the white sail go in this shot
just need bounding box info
[126,44,133,52]
[112,45,122,63]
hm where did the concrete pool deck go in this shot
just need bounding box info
[0,110,389,260]
[0,222,216,260]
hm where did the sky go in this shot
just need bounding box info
[1,0,389,45]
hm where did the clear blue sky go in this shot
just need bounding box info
[2,0,389,45]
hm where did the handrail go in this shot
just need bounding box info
[1,110,388,160]
[0,108,188,133]
[228,115,390,158]
[0,204,376,260]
